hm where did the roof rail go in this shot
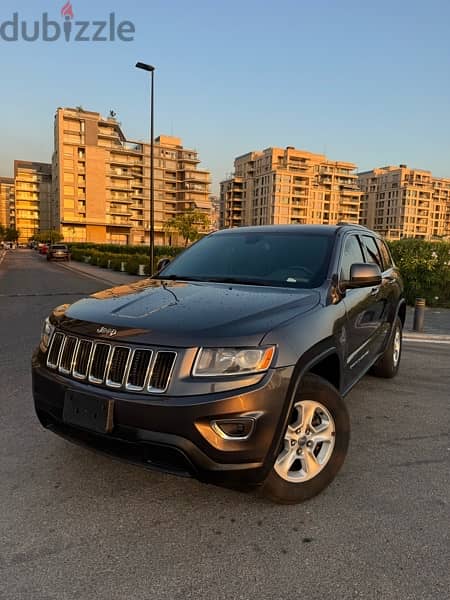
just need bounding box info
[336,221,368,229]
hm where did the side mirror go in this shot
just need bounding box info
[156,258,171,272]
[346,263,382,289]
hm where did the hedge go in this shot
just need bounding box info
[68,242,181,258]
[388,239,450,307]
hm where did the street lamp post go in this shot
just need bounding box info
[135,61,155,272]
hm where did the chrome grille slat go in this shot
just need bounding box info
[89,343,111,384]
[106,346,130,388]
[47,332,65,368]
[59,336,78,374]
[148,352,177,392]
[45,330,176,394]
[126,349,153,391]
[73,340,94,380]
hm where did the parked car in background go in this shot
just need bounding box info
[38,244,48,255]
[46,244,70,261]
[33,224,404,503]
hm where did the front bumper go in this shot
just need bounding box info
[32,352,294,488]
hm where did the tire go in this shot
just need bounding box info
[370,317,402,379]
[262,374,350,504]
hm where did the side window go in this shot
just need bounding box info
[361,235,383,269]
[340,235,365,281]
[376,239,393,271]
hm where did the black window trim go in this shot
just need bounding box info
[359,234,384,272]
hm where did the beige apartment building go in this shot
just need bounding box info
[0,177,15,230]
[358,165,450,239]
[14,161,52,243]
[220,146,362,228]
[52,107,211,245]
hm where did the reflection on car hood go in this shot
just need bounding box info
[61,279,321,346]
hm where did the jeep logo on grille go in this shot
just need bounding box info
[96,326,117,337]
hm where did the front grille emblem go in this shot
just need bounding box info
[96,326,118,337]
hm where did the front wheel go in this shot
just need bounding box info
[262,374,349,504]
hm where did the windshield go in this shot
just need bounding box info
[51,245,67,250]
[158,231,334,289]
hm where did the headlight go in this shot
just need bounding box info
[40,317,55,352]
[192,346,275,377]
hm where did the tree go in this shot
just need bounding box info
[34,230,64,244]
[164,210,210,247]
[5,228,20,242]
[0,225,5,241]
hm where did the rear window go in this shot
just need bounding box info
[376,239,393,270]
[51,245,67,250]
[360,236,383,269]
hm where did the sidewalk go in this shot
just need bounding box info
[58,258,146,286]
[61,259,450,339]
[404,306,450,340]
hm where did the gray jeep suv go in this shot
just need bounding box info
[32,224,404,503]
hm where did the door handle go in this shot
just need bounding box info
[370,286,380,296]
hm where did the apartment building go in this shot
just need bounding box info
[220,146,362,228]
[52,107,211,245]
[358,165,450,239]
[209,195,221,231]
[14,161,52,243]
[0,177,15,230]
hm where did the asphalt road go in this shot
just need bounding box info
[1,250,449,600]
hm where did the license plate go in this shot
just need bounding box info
[63,391,114,434]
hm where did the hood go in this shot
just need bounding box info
[59,279,321,347]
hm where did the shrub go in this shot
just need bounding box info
[388,239,450,307]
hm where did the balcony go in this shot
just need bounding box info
[107,217,132,227]
[109,156,135,167]
[109,206,132,216]
[109,171,133,179]
[108,182,131,192]
[180,154,200,164]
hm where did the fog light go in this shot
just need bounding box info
[211,418,255,440]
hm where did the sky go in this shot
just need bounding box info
[1,0,450,194]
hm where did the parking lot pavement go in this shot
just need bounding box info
[1,250,449,600]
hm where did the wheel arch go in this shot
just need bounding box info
[397,299,406,327]
[264,340,343,474]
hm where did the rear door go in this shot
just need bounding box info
[339,234,378,386]
[358,235,391,355]
[374,237,402,337]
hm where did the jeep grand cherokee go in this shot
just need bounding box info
[32,224,405,503]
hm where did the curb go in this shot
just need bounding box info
[404,332,450,343]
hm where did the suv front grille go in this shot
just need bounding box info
[46,332,177,394]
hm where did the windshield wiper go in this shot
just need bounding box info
[202,277,278,287]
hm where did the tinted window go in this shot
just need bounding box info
[340,235,365,281]
[51,245,67,250]
[376,239,393,271]
[361,236,383,269]
[159,231,334,289]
